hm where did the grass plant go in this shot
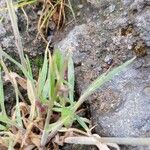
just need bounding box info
[0,0,149,149]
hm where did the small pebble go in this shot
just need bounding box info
[104,54,113,65]
[37,10,42,16]
[78,4,83,9]
[143,86,150,96]
[77,11,81,17]
[109,4,116,13]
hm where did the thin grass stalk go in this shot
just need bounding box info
[0,0,36,12]
[21,7,29,32]
[64,136,150,148]
[41,109,52,146]
[99,137,150,146]
[0,59,26,103]
[13,78,23,128]
[67,0,76,21]
[0,68,6,115]
[57,0,63,29]
[5,0,26,68]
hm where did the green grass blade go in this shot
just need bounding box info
[0,48,32,81]
[53,49,64,74]
[40,55,51,103]
[75,115,89,132]
[61,106,75,127]
[42,80,49,101]
[25,55,33,78]
[52,107,62,112]
[50,57,56,101]
[37,50,48,98]
[8,138,14,150]
[0,114,16,126]
[0,124,7,131]
[74,57,136,111]
[13,79,23,128]
[0,17,3,22]
[0,68,6,115]
[68,54,74,102]
[6,0,26,68]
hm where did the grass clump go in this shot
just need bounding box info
[0,45,136,149]
[0,0,150,149]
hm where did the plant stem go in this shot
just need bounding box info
[5,0,26,68]
[99,137,150,145]
[73,96,85,112]
[41,108,52,146]
[65,136,150,146]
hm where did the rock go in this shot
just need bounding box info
[134,9,150,46]
[109,4,116,13]
[91,59,150,137]
[78,4,83,9]
[56,0,150,149]
[104,54,113,64]
[122,0,134,6]
[56,22,150,138]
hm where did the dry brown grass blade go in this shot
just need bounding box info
[19,102,30,117]
[4,72,27,90]
[29,132,41,148]
[21,122,34,148]
[56,0,64,29]
[64,136,118,150]
[36,0,67,43]
[23,145,35,150]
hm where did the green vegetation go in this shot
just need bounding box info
[0,0,149,149]
[0,44,136,149]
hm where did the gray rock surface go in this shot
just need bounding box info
[92,58,150,137]
[56,0,150,149]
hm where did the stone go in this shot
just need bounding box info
[122,0,134,6]
[134,9,150,46]
[91,59,150,137]
[109,4,116,13]
[56,1,150,149]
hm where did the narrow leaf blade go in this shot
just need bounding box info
[68,54,74,102]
